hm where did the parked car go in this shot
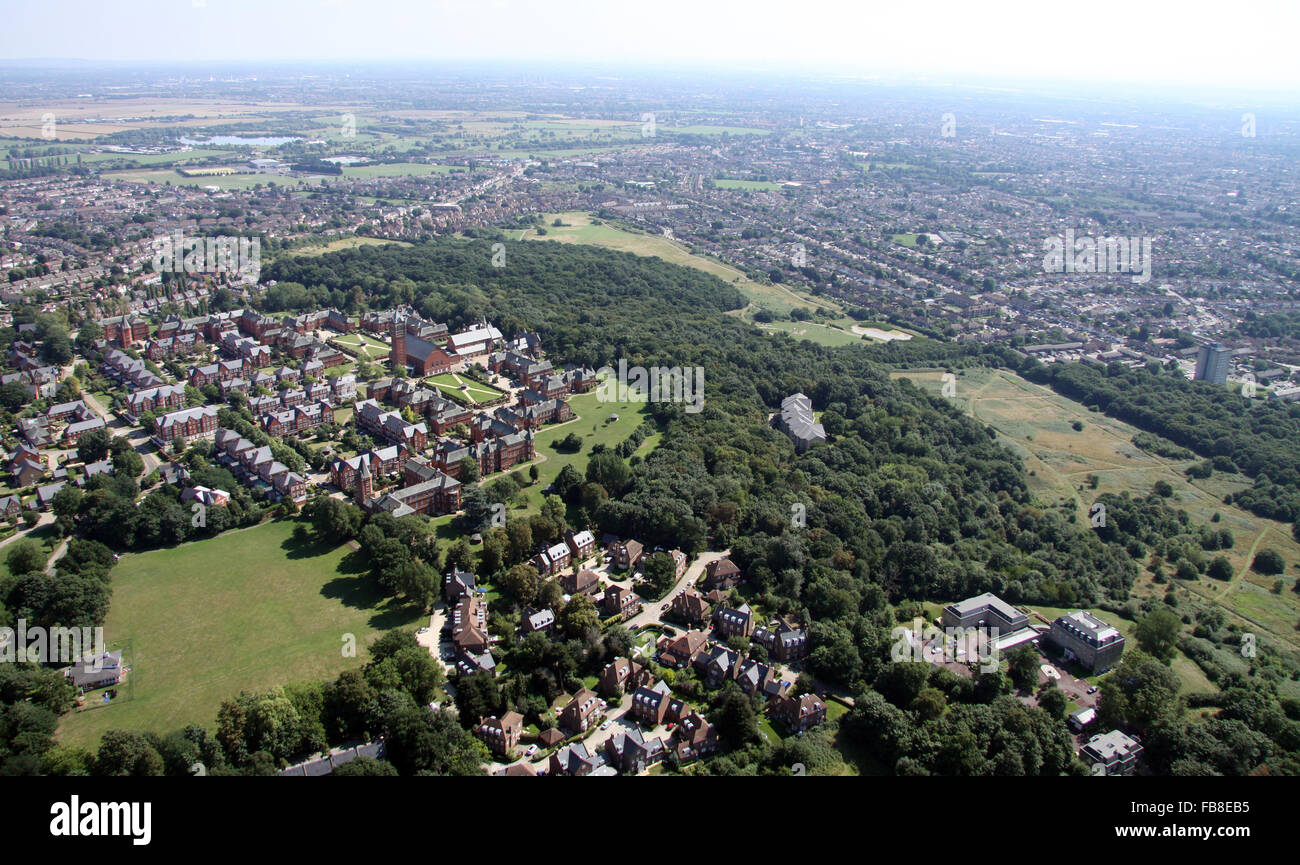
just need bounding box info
[600,720,612,731]
[524,744,538,757]
[1086,685,1098,694]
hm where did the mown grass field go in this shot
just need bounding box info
[56,519,420,749]
[894,366,1300,660]
[754,318,862,347]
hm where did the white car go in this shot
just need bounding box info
[524,744,539,757]
[599,720,612,731]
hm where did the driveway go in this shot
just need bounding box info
[624,549,731,630]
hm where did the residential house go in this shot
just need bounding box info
[714,603,754,639]
[559,569,601,597]
[603,585,642,622]
[771,693,826,734]
[630,680,689,727]
[559,688,607,735]
[702,558,741,591]
[476,712,524,759]
[657,630,709,669]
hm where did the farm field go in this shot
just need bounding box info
[426,372,505,405]
[893,366,1300,657]
[56,519,420,749]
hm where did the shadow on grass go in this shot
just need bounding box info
[337,549,370,575]
[320,574,384,611]
[368,600,421,631]
[280,530,335,560]
[318,574,421,631]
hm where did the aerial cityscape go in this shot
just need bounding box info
[0,0,1296,835]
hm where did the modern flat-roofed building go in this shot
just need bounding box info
[941,592,1028,634]
[1080,730,1142,776]
[1049,610,1125,673]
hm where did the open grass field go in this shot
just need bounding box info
[498,389,659,515]
[0,98,360,139]
[56,519,420,749]
[667,125,770,136]
[426,373,505,405]
[341,162,463,179]
[103,168,322,191]
[893,366,1300,658]
[712,179,781,190]
[283,236,411,258]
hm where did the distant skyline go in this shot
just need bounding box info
[1,0,1298,94]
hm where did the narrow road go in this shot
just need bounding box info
[44,537,69,575]
[625,549,731,630]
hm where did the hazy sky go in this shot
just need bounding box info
[2,0,1297,92]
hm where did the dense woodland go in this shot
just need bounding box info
[2,238,1297,775]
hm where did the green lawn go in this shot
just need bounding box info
[0,524,60,582]
[332,332,389,361]
[56,518,421,749]
[426,373,505,405]
[712,179,780,191]
[104,168,321,191]
[755,319,862,347]
[496,389,659,513]
[341,162,463,179]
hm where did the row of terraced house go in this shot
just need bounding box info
[212,427,309,503]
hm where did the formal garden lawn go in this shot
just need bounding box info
[426,373,505,405]
[56,518,419,749]
[332,332,389,361]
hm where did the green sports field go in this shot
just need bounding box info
[56,519,420,749]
